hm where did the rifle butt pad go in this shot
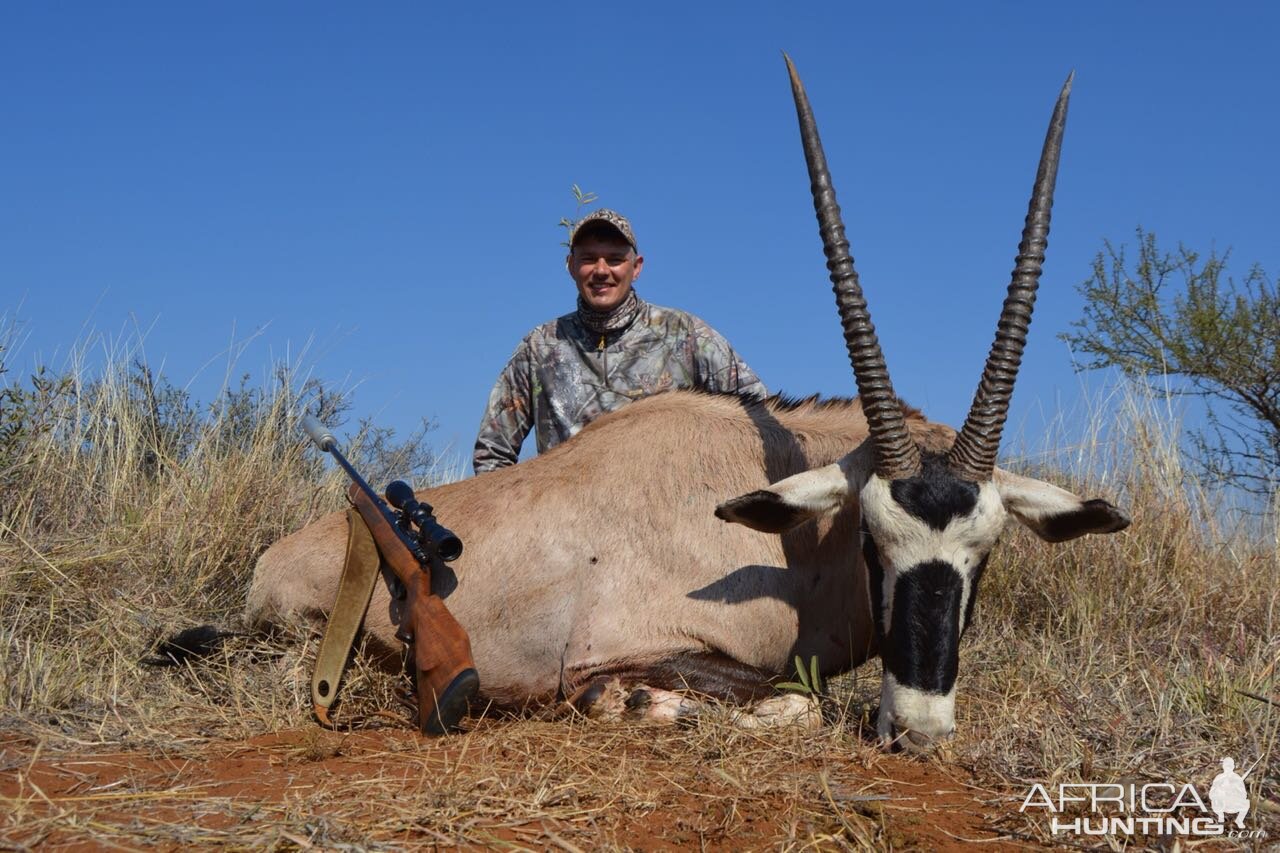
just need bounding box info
[419,666,480,734]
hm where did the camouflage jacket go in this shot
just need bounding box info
[473,298,767,473]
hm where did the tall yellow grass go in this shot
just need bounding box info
[0,332,428,732]
[964,384,1278,784]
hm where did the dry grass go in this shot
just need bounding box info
[1,329,1277,848]
[0,329,449,742]
[2,712,965,849]
[961,385,1280,844]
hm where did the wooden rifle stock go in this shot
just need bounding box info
[347,483,478,733]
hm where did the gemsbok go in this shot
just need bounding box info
[246,57,1129,749]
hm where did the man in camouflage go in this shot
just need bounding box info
[473,209,767,473]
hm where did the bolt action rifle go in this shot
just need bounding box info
[301,415,479,734]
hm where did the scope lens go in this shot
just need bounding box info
[385,480,415,509]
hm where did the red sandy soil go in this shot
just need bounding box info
[0,722,1048,851]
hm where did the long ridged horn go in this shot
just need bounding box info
[784,54,921,481]
[948,73,1074,482]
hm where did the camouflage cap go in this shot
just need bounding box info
[569,209,638,251]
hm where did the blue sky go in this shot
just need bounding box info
[3,3,1277,473]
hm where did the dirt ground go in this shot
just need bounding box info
[1,717,1054,851]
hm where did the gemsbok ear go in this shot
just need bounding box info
[715,462,853,533]
[994,469,1131,543]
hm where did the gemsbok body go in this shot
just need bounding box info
[247,58,1129,749]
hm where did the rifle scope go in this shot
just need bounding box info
[385,480,464,563]
[301,414,464,564]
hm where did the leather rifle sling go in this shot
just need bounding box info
[311,507,381,726]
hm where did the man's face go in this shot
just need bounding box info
[568,233,643,312]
